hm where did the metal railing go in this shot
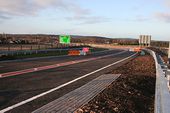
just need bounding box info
[144,49,170,113]
[0,48,86,56]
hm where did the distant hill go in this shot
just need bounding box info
[0,34,138,45]
[1,34,168,47]
[0,33,140,45]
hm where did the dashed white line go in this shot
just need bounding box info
[0,53,137,113]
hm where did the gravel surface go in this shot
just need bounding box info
[76,54,156,113]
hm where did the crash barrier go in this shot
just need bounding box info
[168,74,170,90]
[144,49,170,113]
[68,50,80,56]
[152,46,169,55]
[0,47,91,57]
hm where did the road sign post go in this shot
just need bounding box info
[139,35,151,47]
[59,35,70,44]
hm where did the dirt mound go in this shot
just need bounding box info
[76,55,156,113]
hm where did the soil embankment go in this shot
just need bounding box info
[76,54,156,113]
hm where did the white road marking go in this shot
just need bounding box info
[0,53,137,113]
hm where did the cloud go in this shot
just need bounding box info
[81,17,110,24]
[164,0,170,7]
[66,15,110,24]
[148,0,170,23]
[155,12,170,22]
[0,0,90,18]
[0,0,109,24]
[0,0,38,16]
[0,14,10,20]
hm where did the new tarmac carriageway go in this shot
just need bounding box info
[0,50,137,113]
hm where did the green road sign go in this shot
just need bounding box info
[59,35,70,44]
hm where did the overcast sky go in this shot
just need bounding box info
[0,0,170,41]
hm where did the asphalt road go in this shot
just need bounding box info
[0,50,136,113]
[0,49,121,73]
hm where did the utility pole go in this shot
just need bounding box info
[3,32,7,39]
[168,41,170,64]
